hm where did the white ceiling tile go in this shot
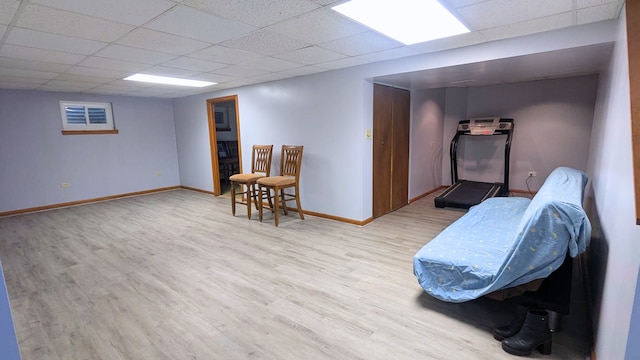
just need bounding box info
[16,4,135,42]
[94,45,177,65]
[140,66,201,78]
[310,0,341,5]
[0,56,70,73]
[252,72,295,82]
[161,89,208,98]
[187,46,265,65]
[182,0,320,28]
[577,3,621,25]
[39,79,98,92]
[29,0,176,26]
[0,0,626,97]
[275,46,345,65]
[240,57,302,72]
[279,65,325,76]
[0,75,49,84]
[38,84,93,92]
[221,30,309,56]
[160,57,227,72]
[0,0,20,25]
[0,44,85,65]
[125,88,177,97]
[457,0,573,30]
[357,47,420,63]
[146,5,255,44]
[218,77,263,88]
[442,0,488,8]
[83,87,132,95]
[64,66,130,80]
[320,31,404,57]
[5,28,107,55]
[91,81,152,92]
[213,65,272,77]
[0,67,59,80]
[188,72,235,83]
[479,12,574,42]
[316,57,367,70]
[409,31,487,54]
[577,0,619,7]
[78,57,149,73]
[0,81,41,90]
[117,28,211,55]
[54,73,119,84]
[267,8,368,43]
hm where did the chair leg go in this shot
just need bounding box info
[294,185,304,220]
[246,183,252,220]
[266,188,274,212]
[274,186,280,227]
[251,183,260,214]
[258,184,264,222]
[230,180,236,216]
[280,189,288,215]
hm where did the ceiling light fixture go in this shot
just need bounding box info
[123,74,216,87]
[332,0,469,45]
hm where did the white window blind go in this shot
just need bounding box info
[60,101,114,131]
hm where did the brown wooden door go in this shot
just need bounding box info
[372,84,410,218]
[391,87,410,211]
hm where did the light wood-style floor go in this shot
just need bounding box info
[0,190,589,359]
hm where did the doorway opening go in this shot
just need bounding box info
[206,95,242,196]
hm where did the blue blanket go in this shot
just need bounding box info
[414,167,591,302]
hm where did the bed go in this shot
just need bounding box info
[413,167,591,304]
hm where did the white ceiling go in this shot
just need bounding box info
[0,0,625,98]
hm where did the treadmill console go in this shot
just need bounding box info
[458,117,512,135]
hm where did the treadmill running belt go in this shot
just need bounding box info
[435,180,502,209]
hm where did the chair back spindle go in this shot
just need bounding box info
[280,146,303,178]
[253,146,273,176]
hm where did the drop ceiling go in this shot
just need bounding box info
[0,0,625,98]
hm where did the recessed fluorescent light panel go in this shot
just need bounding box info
[124,74,216,87]
[332,0,469,45]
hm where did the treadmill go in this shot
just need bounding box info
[435,117,514,209]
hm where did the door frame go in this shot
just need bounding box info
[206,95,242,196]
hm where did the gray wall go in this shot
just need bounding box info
[411,75,598,194]
[173,69,371,221]
[0,89,180,213]
[409,88,445,199]
[586,6,640,359]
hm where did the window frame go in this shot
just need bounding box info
[59,101,117,134]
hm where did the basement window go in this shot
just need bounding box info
[60,101,118,135]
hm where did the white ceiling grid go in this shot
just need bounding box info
[0,0,625,98]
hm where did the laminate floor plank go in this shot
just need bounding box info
[0,189,589,359]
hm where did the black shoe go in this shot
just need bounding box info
[501,309,552,356]
[492,303,533,341]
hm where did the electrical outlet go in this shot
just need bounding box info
[60,182,70,188]
[528,171,537,177]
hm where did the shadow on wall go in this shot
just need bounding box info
[432,145,443,188]
[582,188,609,342]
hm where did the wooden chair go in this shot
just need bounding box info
[229,145,273,219]
[257,145,304,227]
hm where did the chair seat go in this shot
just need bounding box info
[230,173,264,183]
[257,175,295,187]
